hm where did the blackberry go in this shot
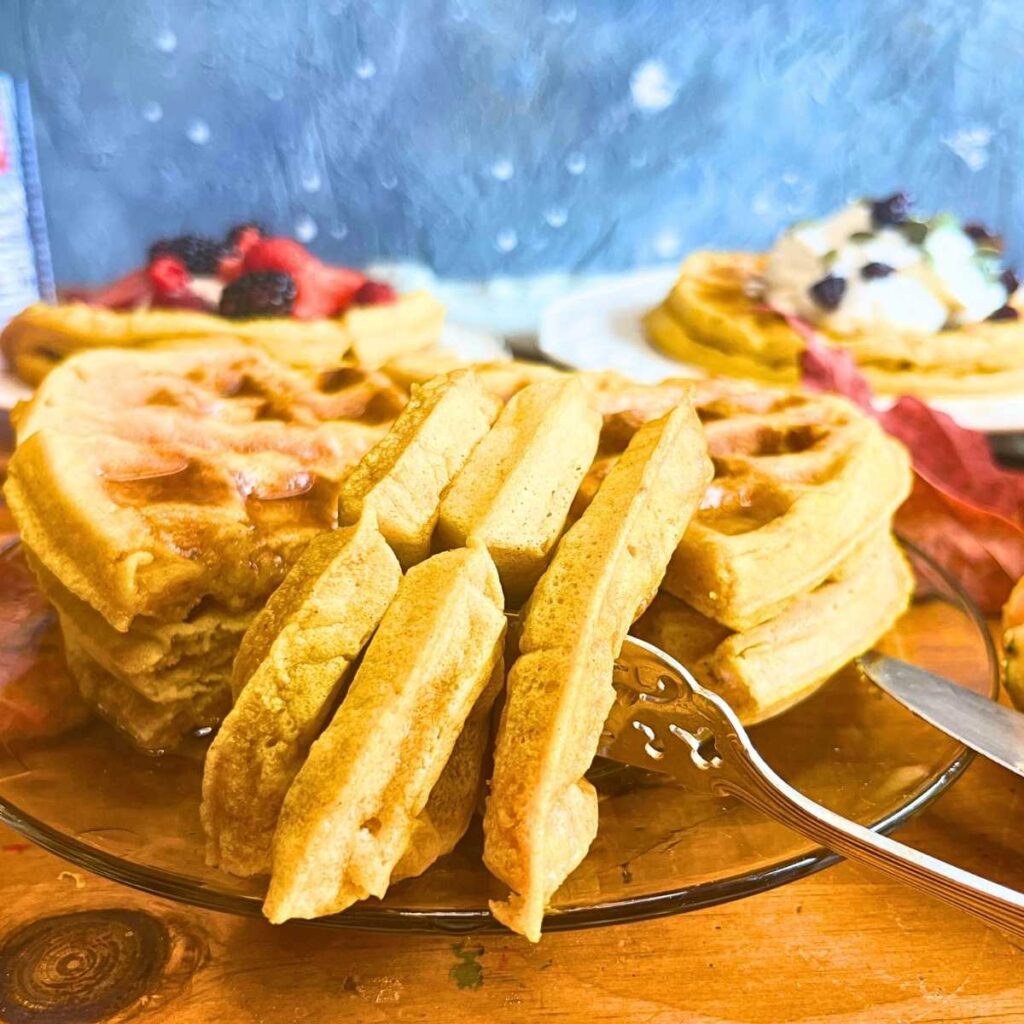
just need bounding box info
[808,274,846,311]
[964,222,1003,250]
[870,192,910,228]
[148,234,225,275]
[219,271,296,318]
[861,262,895,280]
[988,304,1019,322]
[225,222,265,249]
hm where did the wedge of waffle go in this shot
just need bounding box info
[202,513,402,877]
[2,291,445,384]
[436,377,602,605]
[484,404,713,941]
[578,382,912,632]
[264,542,506,923]
[634,531,914,724]
[6,343,407,749]
[1002,578,1024,710]
[338,370,500,567]
[646,252,1024,397]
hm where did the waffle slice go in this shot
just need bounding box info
[483,404,712,941]
[264,542,506,923]
[201,513,402,877]
[2,291,445,384]
[7,344,399,632]
[436,377,601,605]
[338,370,500,568]
[634,531,914,724]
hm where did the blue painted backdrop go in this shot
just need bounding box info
[1,0,1022,286]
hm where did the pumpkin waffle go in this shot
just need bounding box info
[6,344,406,748]
[338,370,500,568]
[634,531,914,724]
[7,344,403,631]
[264,542,506,923]
[577,382,912,632]
[436,377,602,605]
[202,513,402,877]
[2,291,445,384]
[1002,579,1024,710]
[25,548,250,707]
[646,252,1024,397]
[484,404,712,941]
[63,635,232,752]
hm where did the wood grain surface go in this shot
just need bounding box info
[2,466,1024,1023]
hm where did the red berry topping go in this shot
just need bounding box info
[147,255,191,297]
[353,280,397,306]
[243,237,315,276]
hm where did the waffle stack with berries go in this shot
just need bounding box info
[1,223,445,385]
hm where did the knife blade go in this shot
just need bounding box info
[860,651,1024,779]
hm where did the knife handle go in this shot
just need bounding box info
[713,725,1024,941]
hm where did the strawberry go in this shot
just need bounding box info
[353,280,397,306]
[243,237,315,277]
[219,224,265,282]
[148,255,191,297]
[74,268,153,310]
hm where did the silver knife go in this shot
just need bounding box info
[860,651,1024,779]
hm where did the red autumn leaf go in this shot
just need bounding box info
[798,329,1024,615]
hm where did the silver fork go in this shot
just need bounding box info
[598,635,1024,940]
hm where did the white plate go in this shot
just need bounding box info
[538,268,1024,434]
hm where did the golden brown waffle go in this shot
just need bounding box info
[2,291,445,385]
[436,377,602,605]
[634,531,913,724]
[1002,579,1024,709]
[483,405,712,941]
[646,252,1024,397]
[577,382,912,632]
[338,370,500,568]
[63,635,231,752]
[202,514,401,877]
[7,344,404,632]
[264,542,506,923]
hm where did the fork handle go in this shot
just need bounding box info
[718,735,1024,940]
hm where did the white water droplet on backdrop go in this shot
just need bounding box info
[630,59,679,112]
[155,29,177,53]
[301,170,322,193]
[495,229,518,253]
[265,83,285,102]
[490,159,514,181]
[653,229,680,259]
[630,151,649,169]
[943,126,993,172]
[142,101,163,123]
[544,207,568,228]
[565,152,586,175]
[186,119,211,145]
[329,223,349,240]
[295,215,318,243]
[355,58,377,80]
[546,2,577,25]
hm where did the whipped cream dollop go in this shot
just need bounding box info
[762,195,1016,336]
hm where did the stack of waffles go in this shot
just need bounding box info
[6,341,916,942]
[5,342,407,750]
[579,378,915,724]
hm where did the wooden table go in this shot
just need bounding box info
[2,479,1024,1023]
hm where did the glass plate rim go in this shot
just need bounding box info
[0,537,999,934]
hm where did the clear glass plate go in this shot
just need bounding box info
[0,541,998,933]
